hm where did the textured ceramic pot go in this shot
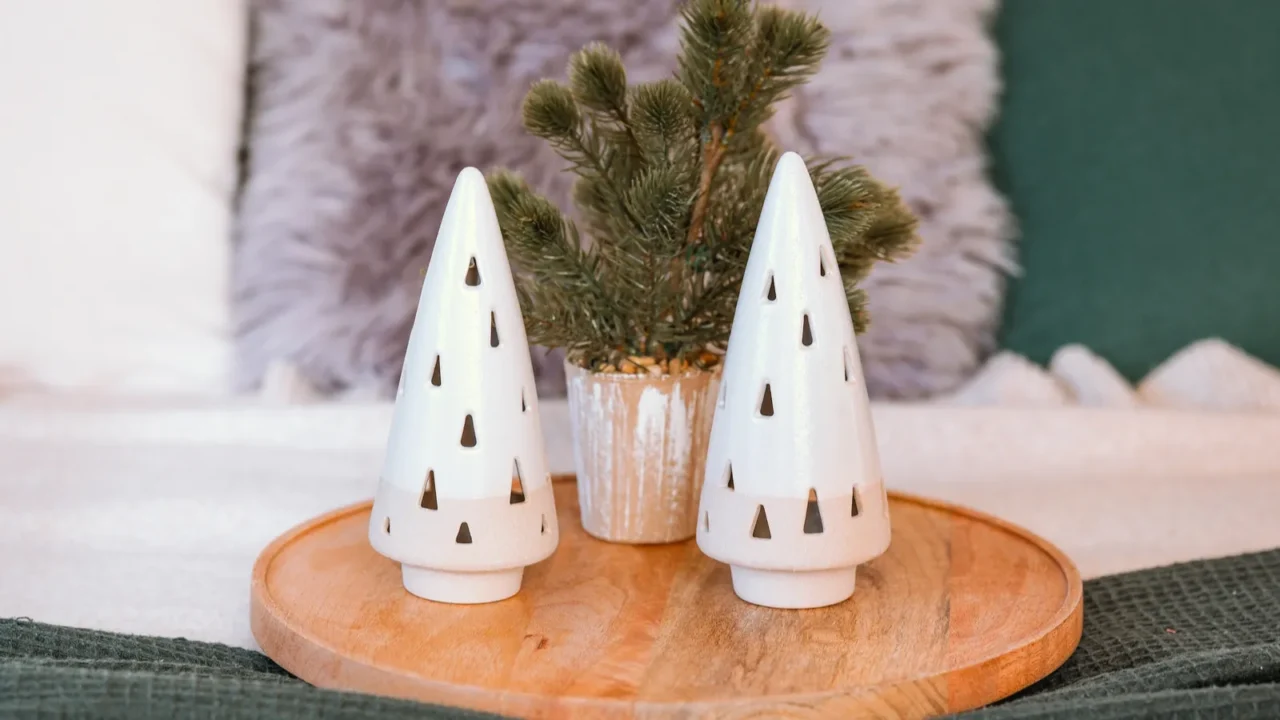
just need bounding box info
[369,168,558,604]
[696,152,891,609]
[565,361,720,544]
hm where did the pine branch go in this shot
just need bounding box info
[677,2,827,247]
[523,80,644,235]
[487,171,623,350]
[813,160,880,255]
[631,79,696,164]
[832,179,919,287]
[491,1,919,363]
[685,125,727,247]
[547,86,694,355]
[677,0,755,128]
[679,136,775,327]
[814,163,920,330]
[729,6,829,137]
[677,0,755,247]
[846,285,870,334]
[569,43,641,156]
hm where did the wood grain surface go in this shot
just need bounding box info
[251,476,1082,719]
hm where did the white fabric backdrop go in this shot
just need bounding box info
[0,0,246,394]
[2,398,1279,650]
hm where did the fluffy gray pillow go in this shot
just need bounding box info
[234,0,1010,400]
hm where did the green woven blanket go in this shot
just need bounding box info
[4,550,1279,719]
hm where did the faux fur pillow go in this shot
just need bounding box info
[235,0,1010,400]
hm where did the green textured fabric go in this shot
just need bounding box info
[4,550,1280,718]
[951,548,1280,719]
[991,0,1280,379]
[0,621,500,719]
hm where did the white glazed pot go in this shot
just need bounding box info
[565,360,720,544]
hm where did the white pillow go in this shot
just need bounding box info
[0,0,246,395]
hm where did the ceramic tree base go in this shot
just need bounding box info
[697,485,891,609]
[728,566,858,610]
[400,566,525,605]
[251,478,1083,719]
[370,482,558,604]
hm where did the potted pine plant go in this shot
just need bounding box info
[488,0,918,544]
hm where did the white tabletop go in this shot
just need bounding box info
[2,398,1278,649]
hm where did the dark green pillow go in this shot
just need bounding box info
[992,0,1280,379]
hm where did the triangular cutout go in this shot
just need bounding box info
[751,505,772,539]
[801,314,813,347]
[460,415,477,447]
[383,517,391,534]
[510,459,526,504]
[521,389,527,413]
[455,522,473,544]
[726,465,735,490]
[819,251,827,277]
[851,489,861,517]
[703,511,710,532]
[540,514,547,535]
[465,257,481,286]
[419,470,438,510]
[431,355,442,387]
[765,275,777,302]
[804,488,824,534]
[490,311,500,348]
[759,384,774,417]
[844,347,851,382]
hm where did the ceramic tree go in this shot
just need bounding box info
[695,152,891,610]
[369,167,558,604]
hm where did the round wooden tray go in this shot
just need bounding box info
[251,476,1082,719]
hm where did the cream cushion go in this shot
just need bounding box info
[0,0,246,394]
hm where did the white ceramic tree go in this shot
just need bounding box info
[369,167,558,604]
[695,152,891,609]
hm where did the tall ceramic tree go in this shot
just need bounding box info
[369,168,558,605]
[696,152,891,609]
